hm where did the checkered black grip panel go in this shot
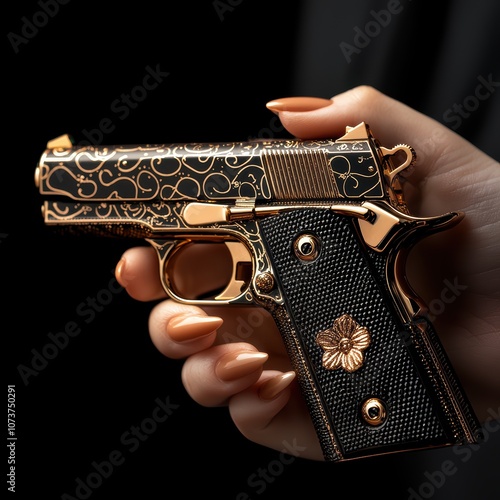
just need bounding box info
[259,208,450,460]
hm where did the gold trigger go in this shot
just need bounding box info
[214,241,253,300]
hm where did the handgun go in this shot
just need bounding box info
[35,122,483,461]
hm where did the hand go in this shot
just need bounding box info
[115,86,500,461]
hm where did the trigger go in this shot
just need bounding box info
[214,241,253,300]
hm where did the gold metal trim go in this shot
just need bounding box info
[46,133,73,149]
[316,314,371,373]
[183,202,230,225]
[183,200,372,226]
[337,122,370,141]
[34,165,40,188]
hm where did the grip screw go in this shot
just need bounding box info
[293,233,321,262]
[255,272,274,293]
[361,397,387,426]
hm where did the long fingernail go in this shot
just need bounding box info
[115,258,135,287]
[167,315,223,342]
[266,96,332,114]
[258,371,296,400]
[215,351,269,382]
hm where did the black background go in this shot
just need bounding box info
[4,1,499,499]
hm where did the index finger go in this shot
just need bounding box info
[115,246,166,302]
[116,243,235,303]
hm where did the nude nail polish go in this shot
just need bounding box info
[115,258,135,286]
[215,351,269,381]
[266,96,332,113]
[167,315,223,342]
[258,371,296,400]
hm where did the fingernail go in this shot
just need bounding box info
[167,315,223,342]
[258,371,296,400]
[115,258,135,287]
[266,96,332,114]
[215,351,269,382]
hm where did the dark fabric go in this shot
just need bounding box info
[291,0,500,160]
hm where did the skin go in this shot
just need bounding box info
[115,86,500,461]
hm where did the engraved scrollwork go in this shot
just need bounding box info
[329,155,382,198]
[41,142,269,202]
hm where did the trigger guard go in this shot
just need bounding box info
[146,237,254,305]
[146,238,186,299]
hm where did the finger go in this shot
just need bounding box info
[181,343,269,407]
[149,299,221,359]
[164,242,235,300]
[116,243,235,302]
[115,246,166,301]
[270,91,455,290]
[202,304,292,361]
[266,86,500,236]
[228,371,324,460]
[267,86,437,149]
[266,86,476,187]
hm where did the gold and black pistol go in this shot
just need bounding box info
[35,122,483,461]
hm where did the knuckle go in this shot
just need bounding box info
[350,85,382,106]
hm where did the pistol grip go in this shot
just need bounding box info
[258,208,481,461]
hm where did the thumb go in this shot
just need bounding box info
[266,86,469,181]
[265,86,496,218]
